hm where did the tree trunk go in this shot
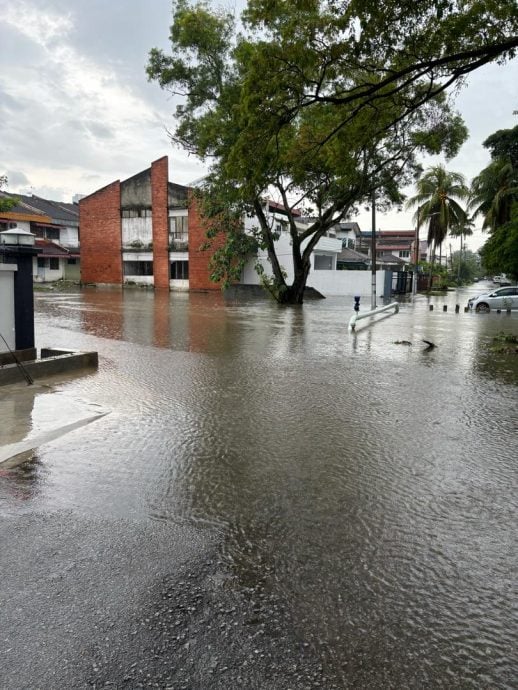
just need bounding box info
[276,262,311,304]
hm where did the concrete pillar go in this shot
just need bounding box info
[13,248,37,350]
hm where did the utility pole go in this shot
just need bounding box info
[371,190,377,310]
[413,207,421,296]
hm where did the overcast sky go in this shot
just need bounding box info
[1,0,517,251]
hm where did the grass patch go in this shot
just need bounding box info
[489,332,518,354]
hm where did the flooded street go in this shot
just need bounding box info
[1,284,517,689]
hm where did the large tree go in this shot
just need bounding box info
[470,126,518,230]
[148,0,517,303]
[480,205,518,281]
[473,125,518,278]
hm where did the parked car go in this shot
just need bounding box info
[492,274,511,286]
[468,286,518,312]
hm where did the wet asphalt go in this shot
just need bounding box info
[1,514,334,689]
[1,285,517,689]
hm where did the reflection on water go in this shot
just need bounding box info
[1,285,517,686]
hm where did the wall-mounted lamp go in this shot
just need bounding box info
[0,229,36,247]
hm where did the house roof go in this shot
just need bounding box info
[378,253,406,265]
[377,230,414,237]
[0,191,79,224]
[21,195,79,223]
[377,244,412,251]
[335,221,361,234]
[35,239,70,258]
[268,200,302,217]
[359,230,414,238]
[0,191,47,218]
[337,247,370,263]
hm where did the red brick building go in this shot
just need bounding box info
[79,156,222,291]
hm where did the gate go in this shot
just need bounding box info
[392,271,413,294]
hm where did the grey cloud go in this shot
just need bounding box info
[83,121,115,140]
[0,88,25,113]
[5,170,31,187]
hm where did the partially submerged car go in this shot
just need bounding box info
[468,286,518,312]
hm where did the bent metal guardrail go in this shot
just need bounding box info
[348,302,399,332]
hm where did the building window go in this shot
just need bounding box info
[399,250,410,258]
[314,254,333,270]
[33,227,59,240]
[169,216,188,239]
[37,257,46,268]
[123,261,154,276]
[122,209,152,218]
[67,258,77,265]
[49,258,59,270]
[170,261,189,280]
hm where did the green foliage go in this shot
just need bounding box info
[488,332,518,354]
[480,204,518,282]
[449,249,481,285]
[0,175,18,213]
[473,125,518,274]
[147,0,516,303]
[483,125,518,167]
[470,129,518,231]
[195,192,259,288]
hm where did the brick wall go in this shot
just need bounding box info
[80,181,122,285]
[151,157,170,289]
[188,194,224,291]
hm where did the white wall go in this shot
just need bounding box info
[241,232,342,286]
[0,264,17,350]
[307,269,388,297]
[122,251,153,262]
[170,279,189,291]
[33,257,65,283]
[59,224,79,247]
[124,276,154,286]
[7,220,31,233]
[122,217,153,247]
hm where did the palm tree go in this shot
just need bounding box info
[469,158,518,231]
[407,165,469,267]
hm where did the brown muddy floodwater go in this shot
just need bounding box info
[1,284,517,689]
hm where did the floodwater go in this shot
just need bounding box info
[1,284,517,688]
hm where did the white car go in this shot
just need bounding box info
[492,274,511,286]
[468,286,518,312]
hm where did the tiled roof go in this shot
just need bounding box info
[0,192,78,223]
[268,200,302,217]
[18,195,79,223]
[378,253,406,265]
[35,239,70,257]
[0,191,46,217]
[337,247,370,262]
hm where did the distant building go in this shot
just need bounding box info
[357,229,417,264]
[79,157,216,290]
[79,156,344,291]
[333,221,361,250]
[0,192,80,282]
